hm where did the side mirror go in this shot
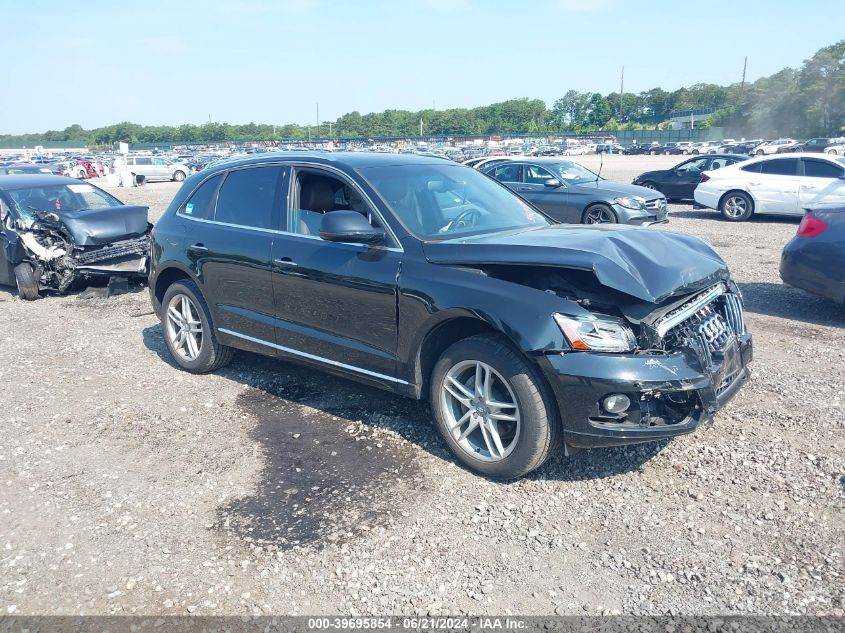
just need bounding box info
[319,210,385,245]
[544,178,562,188]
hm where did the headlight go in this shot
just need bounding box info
[614,196,646,210]
[554,314,637,353]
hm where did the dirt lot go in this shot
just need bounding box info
[0,155,842,616]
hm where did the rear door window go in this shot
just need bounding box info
[180,174,222,220]
[214,166,286,229]
[759,159,799,176]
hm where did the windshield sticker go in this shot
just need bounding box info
[68,184,94,193]
[184,203,194,215]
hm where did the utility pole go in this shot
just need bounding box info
[328,121,333,136]
[420,117,423,137]
[316,103,320,138]
[738,56,748,104]
[620,66,624,122]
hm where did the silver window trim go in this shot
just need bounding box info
[218,328,408,385]
[289,162,403,250]
[176,162,404,252]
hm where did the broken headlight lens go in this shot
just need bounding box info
[614,196,646,210]
[554,314,637,353]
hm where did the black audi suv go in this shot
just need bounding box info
[149,153,752,479]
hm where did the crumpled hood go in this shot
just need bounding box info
[56,205,149,246]
[424,224,729,304]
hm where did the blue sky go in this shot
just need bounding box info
[0,0,842,134]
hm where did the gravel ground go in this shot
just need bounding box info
[0,155,842,617]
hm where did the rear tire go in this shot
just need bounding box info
[719,191,754,222]
[14,263,40,300]
[430,334,559,480]
[161,280,234,373]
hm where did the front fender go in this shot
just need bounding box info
[398,258,594,366]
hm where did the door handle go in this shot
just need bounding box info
[803,185,817,190]
[274,257,298,267]
[748,181,761,186]
[187,243,208,252]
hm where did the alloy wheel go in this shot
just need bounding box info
[441,360,521,462]
[165,294,204,361]
[723,195,748,218]
[585,207,615,224]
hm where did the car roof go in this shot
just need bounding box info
[201,151,451,176]
[745,152,843,162]
[0,174,79,190]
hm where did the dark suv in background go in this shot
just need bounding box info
[149,153,752,479]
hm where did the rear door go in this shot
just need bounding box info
[180,165,287,343]
[133,157,154,179]
[799,158,845,207]
[488,163,522,193]
[747,158,801,214]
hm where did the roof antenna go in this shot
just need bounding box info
[595,148,603,181]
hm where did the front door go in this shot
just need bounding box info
[270,168,402,379]
[664,157,709,199]
[517,163,578,223]
[0,197,15,287]
[799,158,845,207]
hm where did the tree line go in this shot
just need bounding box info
[2,41,841,148]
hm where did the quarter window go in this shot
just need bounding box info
[759,159,798,176]
[215,166,283,229]
[180,174,222,220]
[802,159,843,179]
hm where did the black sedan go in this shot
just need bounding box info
[780,207,845,304]
[483,158,668,224]
[149,153,751,479]
[0,175,150,299]
[632,154,747,201]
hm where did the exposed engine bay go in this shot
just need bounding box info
[13,206,150,295]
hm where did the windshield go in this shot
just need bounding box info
[552,161,600,184]
[361,164,549,240]
[7,183,123,228]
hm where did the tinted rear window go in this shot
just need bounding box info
[215,166,282,229]
[760,159,798,176]
[741,162,762,173]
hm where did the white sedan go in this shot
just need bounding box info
[694,153,845,221]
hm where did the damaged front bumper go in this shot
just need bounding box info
[536,332,753,449]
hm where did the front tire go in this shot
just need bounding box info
[430,334,559,480]
[583,204,618,224]
[173,170,186,182]
[720,191,754,221]
[14,263,39,300]
[161,280,234,373]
